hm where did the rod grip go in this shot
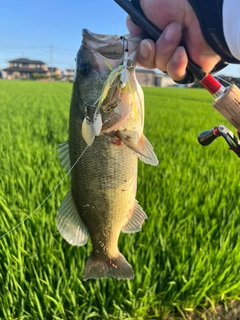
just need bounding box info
[213,84,240,130]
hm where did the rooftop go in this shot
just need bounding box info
[9,58,46,65]
[3,67,47,73]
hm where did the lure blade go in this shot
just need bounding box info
[82,116,95,146]
[93,110,102,136]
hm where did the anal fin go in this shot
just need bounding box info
[122,200,147,233]
[56,190,88,246]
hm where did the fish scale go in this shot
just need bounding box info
[57,29,158,280]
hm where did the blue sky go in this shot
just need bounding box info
[0,0,128,71]
[1,0,240,77]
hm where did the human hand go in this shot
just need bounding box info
[127,0,221,82]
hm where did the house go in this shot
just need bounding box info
[2,58,61,80]
[61,69,75,82]
[3,58,48,80]
[135,68,176,87]
[47,67,62,79]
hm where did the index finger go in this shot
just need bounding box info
[126,15,144,37]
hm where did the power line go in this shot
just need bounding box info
[54,47,76,53]
[0,46,49,50]
[1,46,76,53]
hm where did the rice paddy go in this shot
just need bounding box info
[0,80,240,319]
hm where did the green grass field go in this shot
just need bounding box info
[0,80,240,320]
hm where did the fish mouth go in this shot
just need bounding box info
[82,28,129,59]
[82,28,127,43]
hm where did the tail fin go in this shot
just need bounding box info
[83,252,134,281]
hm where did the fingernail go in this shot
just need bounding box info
[173,46,185,64]
[139,40,152,59]
[164,22,181,41]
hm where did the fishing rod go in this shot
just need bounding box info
[114,0,240,157]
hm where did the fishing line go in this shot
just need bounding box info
[215,75,232,87]
[0,141,93,240]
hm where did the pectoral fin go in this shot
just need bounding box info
[122,200,147,233]
[57,141,70,171]
[138,134,159,166]
[116,131,159,166]
[56,190,88,246]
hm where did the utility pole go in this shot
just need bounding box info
[49,45,53,80]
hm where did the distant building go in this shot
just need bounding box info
[61,69,75,82]
[2,58,61,80]
[47,67,61,78]
[3,58,47,80]
[60,68,176,85]
[135,68,176,87]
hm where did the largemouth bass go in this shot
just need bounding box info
[57,29,158,280]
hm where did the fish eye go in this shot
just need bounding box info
[79,63,92,76]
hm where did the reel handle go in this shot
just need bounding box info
[198,129,219,146]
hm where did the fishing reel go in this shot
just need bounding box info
[198,125,240,158]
